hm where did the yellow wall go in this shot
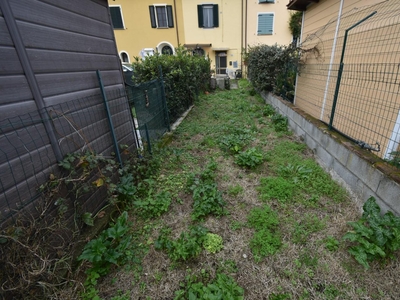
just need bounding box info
[246,0,293,47]
[108,0,185,62]
[181,0,243,77]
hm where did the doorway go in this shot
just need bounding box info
[216,51,227,75]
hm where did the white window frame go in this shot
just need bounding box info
[119,51,130,63]
[109,5,126,29]
[257,12,274,36]
[154,4,168,28]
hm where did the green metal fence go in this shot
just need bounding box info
[125,78,170,153]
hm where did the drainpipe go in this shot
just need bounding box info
[244,0,248,76]
[173,0,180,45]
[293,11,305,106]
[320,0,344,120]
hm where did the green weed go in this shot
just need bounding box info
[248,205,282,261]
[258,176,295,202]
[292,214,326,244]
[155,225,208,262]
[174,273,244,300]
[324,236,340,252]
[271,113,288,132]
[133,190,171,219]
[227,185,244,197]
[343,197,400,269]
[203,233,224,253]
[235,147,264,169]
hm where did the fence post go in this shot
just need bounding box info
[158,66,171,131]
[96,70,123,167]
[329,11,377,130]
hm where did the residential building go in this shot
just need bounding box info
[108,0,184,63]
[245,0,293,47]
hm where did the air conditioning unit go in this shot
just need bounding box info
[140,48,155,59]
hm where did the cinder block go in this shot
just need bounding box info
[376,177,400,213]
[346,153,384,192]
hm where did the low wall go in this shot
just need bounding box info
[262,91,400,215]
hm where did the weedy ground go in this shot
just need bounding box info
[94,80,400,299]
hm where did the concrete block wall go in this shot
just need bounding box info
[261,92,400,215]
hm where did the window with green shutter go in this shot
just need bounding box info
[257,13,274,35]
[149,5,174,28]
[197,4,219,28]
[110,6,124,29]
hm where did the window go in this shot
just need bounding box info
[120,52,129,63]
[258,13,274,35]
[162,45,173,55]
[149,5,174,28]
[109,6,124,29]
[197,4,219,28]
[259,0,275,3]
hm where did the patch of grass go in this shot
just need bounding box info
[248,205,282,261]
[258,176,296,203]
[291,214,326,244]
[227,184,244,197]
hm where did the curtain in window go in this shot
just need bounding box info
[203,6,213,28]
[156,6,167,28]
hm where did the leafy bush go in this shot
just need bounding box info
[132,47,210,122]
[155,225,208,261]
[343,197,400,269]
[235,148,264,169]
[247,44,301,98]
[175,273,244,300]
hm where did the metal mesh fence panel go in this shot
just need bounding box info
[296,0,400,159]
[126,78,170,151]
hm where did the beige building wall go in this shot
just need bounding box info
[108,0,184,62]
[181,0,243,78]
[246,0,293,47]
[294,0,400,158]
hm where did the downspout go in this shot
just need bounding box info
[244,0,248,77]
[293,10,305,106]
[320,0,344,120]
[241,0,243,69]
[173,0,180,45]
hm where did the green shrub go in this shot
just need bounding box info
[247,44,301,95]
[132,47,211,122]
[343,197,400,269]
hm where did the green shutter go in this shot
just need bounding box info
[213,4,219,27]
[149,6,156,28]
[167,5,174,28]
[197,5,204,28]
[110,7,123,29]
[258,13,273,35]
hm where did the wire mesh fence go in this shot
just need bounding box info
[296,0,400,160]
[125,78,170,153]
[0,87,138,226]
